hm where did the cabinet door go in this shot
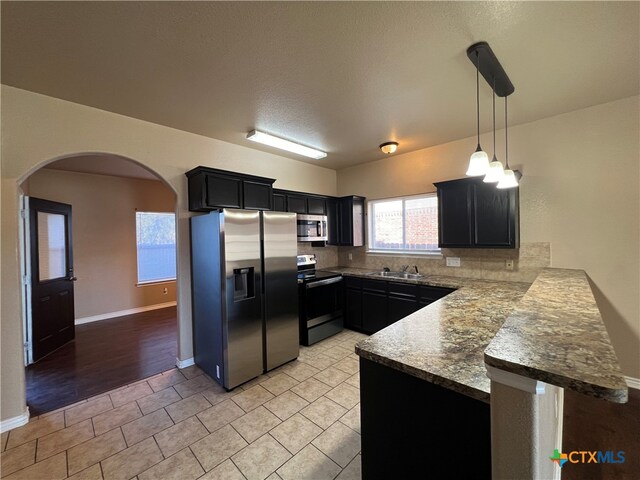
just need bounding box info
[473,183,518,247]
[338,198,354,245]
[345,288,363,330]
[362,291,387,334]
[273,193,287,212]
[418,286,456,304]
[287,195,307,214]
[437,183,472,247]
[243,181,273,210]
[351,197,365,247]
[388,296,420,325]
[206,174,242,209]
[307,197,326,215]
[326,198,339,245]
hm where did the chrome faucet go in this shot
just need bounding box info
[401,265,409,272]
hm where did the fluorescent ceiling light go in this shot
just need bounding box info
[246,130,327,159]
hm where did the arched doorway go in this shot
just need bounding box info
[18,153,180,414]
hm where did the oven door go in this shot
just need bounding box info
[303,276,343,327]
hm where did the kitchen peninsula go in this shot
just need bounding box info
[323,267,628,479]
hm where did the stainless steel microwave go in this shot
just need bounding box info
[297,214,328,242]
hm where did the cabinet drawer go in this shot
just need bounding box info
[387,282,418,298]
[344,276,362,289]
[418,286,456,302]
[362,279,387,293]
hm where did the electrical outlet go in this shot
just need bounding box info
[348,253,353,261]
[446,257,461,267]
[163,287,168,295]
[506,260,514,271]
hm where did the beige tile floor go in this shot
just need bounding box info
[1,330,367,480]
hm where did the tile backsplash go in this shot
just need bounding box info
[336,242,551,284]
[297,243,339,268]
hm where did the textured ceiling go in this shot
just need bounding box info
[2,2,639,170]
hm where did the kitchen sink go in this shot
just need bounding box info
[367,271,425,280]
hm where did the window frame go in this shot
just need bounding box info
[135,211,177,286]
[367,192,442,256]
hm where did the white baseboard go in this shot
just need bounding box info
[176,357,195,369]
[1,407,30,433]
[75,301,177,325]
[625,376,640,390]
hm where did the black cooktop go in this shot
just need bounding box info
[297,270,342,283]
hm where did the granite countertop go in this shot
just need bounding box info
[485,268,628,403]
[321,266,627,404]
[321,267,530,403]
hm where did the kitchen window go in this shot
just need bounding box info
[367,193,440,254]
[135,212,176,284]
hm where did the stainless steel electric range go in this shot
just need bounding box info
[297,255,344,346]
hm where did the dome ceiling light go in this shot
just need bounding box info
[379,142,399,154]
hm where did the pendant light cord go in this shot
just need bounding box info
[492,77,496,157]
[476,52,480,142]
[505,96,509,169]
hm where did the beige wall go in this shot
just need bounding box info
[338,96,640,379]
[23,169,177,319]
[1,85,337,421]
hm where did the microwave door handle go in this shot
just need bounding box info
[317,222,322,238]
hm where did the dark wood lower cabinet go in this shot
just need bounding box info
[362,291,387,334]
[345,288,363,330]
[344,276,455,335]
[387,295,419,323]
[360,358,491,479]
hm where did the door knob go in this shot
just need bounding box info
[68,276,78,281]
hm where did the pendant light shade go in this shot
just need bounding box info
[497,96,519,189]
[496,169,518,189]
[484,78,504,183]
[466,52,489,176]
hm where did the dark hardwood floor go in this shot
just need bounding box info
[563,387,639,480]
[26,306,177,416]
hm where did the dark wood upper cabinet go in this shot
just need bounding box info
[205,173,243,209]
[186,166,275,212]
[434,176,519,248]
[328,196,365,247]
[286,194,307,214]
[243,180,273,210]
[436,181,472,247]
[272,189,328,216]
[307,197,327,215]
[272,192,287,212]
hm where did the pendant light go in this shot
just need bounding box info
[497,96,519,189]
[483,78,504,183]
[466,51,490,176]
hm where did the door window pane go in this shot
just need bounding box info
[38,212,67,281]
[136,212,176,283]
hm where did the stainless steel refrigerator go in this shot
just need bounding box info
[190,209,299,389]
